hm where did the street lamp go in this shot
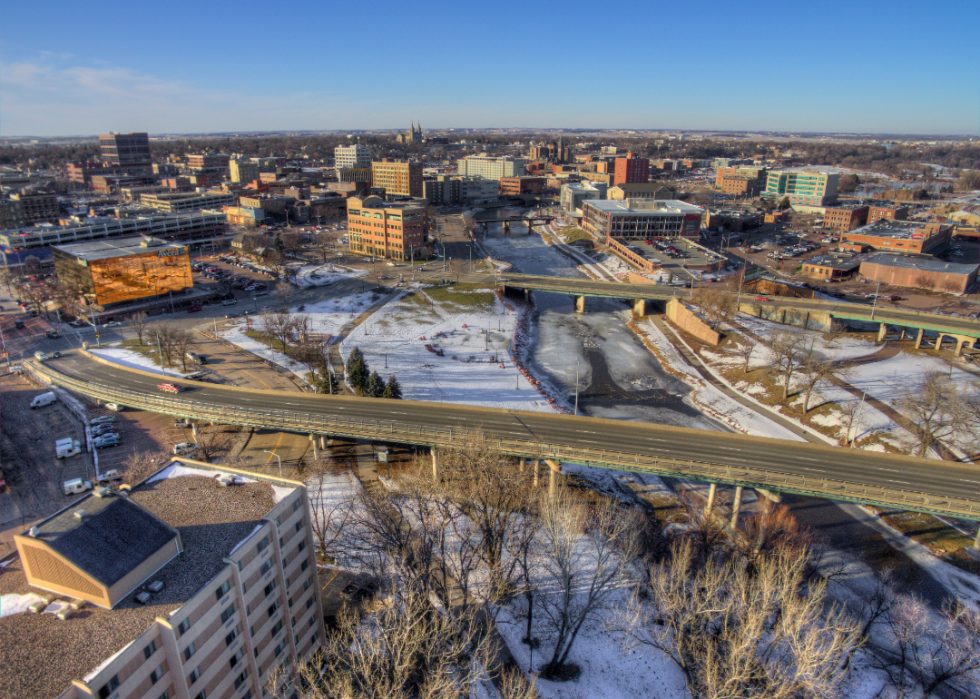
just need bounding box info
[263,449,283,477]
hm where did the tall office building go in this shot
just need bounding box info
[371,159,423,199]
[764,170,839,206]
[100,132,152,167]
[335,144,372,169]
[347,195,427,260]
[3,461,325,699]
[456,155,527,181]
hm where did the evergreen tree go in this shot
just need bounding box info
[274,231,285,254]
[346,347,369,394]
[367,370,385,398]
[383,374,403,400]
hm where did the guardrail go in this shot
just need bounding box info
[32,361,980,520]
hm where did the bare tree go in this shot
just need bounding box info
[770,330,813,401]
[537,488,641,679]
[937,277,962,294]
[170,328,197,373]
[838,396,866,446]
[193,424,231,462]
[798,352,848,414]
[273,280,296,308]
[262,310,296,352]
[732,337,757,373]
[897,371,965,457]
[874,596,980,697]
[622,537,863,699]
[149,322,180,367]
[691,286,738,329]
[128,311,149,345]
[122,450,165,486]
[307,455,356,563]
[913,274,935,291]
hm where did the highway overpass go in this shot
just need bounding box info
[499,273,980,346]
[29,352,980,521]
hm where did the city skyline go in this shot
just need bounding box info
[1,0,977,137]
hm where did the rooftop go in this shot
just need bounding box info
[826,202,869,211]
[0,464,288,699]
[584,199,703,215]
[863,253,979,274]
[804,253,863,271]
[52,236,188,262]
[845,219,947,240]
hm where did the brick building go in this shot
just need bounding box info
[582,199,703,241]
[9,191,60,224]
[499,177,545,196]
[613,153,649,185]
[371,159,423,199]
[866,201,909,223]
[822,203,869,231]
[843,219,952,256]
[347,195,429,260]
[859,254,978,294]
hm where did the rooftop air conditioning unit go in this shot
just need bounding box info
[93,487,109,499]
[135,592,151,605]
[74,511,86,520]
[56,608,72,621]
[148,581,164,593]
[29,526,40,537]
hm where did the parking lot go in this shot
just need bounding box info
[625,237,724,281]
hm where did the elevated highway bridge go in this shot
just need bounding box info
[29,352,980,524]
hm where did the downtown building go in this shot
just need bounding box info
[1,461,325,699]
[371,159,423,199]
[347,194,428,260]
[100,132,152,168]
[335,145,372,169]
[582,198,704,241]
[456,155,527,181]
[763,169,839,207]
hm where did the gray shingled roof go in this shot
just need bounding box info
[35,494,176,586]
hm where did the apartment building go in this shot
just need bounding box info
[100,132,152,167]
[1,197,26,229]
[230,160,260,185]
[140,192,237,213]
[764,170,839,206]
[347,195,428,260]
[2,461,325,699]
[68,162,142,186]
[613,153,649,185]
[456,155,527,181]
[335,144,371,169]
[822,203,869,231]
[371,159,423,199]
[581,199,704,241]
[866,201,910,223]
[499,177,545,196]
[714,165,767,189]
[187,154,231,171]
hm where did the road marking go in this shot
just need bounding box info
[885,479,910,485]
[265,432,284,465]
[228,361,272,388]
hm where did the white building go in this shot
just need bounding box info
[458,177,499,206]
[560,181,606,216]
[456,155,527,181]
[335,144,372,169]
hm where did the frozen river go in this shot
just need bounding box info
[480,218,721,431]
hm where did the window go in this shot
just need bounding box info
[257,536,270,554]
[300,560,308,573]
[189,666,202,684]
[234,670,249,690]
[298,541,305,553]
[98,675,120,699]
[226,627,240,646]
[274,639,288,658]
[295,521,302,533]
[158,692,171,699]
[303,578,311,591]
[272,620,284,636]
[221,605,236,624]
[184,642,197,661]
[230,647,246,669]
[264,579,277,597]
[216,580,231,601]
[150,665,164,684]
[195,692,207,699]
[306,597,314,610]
[260,560,272,576]
[269,599,281,617]
[292,615,297,628]
[177,619,191,637]
[144,640,158,660]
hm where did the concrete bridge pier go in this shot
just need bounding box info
[633,299,646,318]
[755,488,782,504]
[532,459,540,487]
[705,483,717,515]
[730,486,744,529]
[519,457,526,472]
[320,436,328,450]
[575,296,586,313]
[310,434,319,460]
[545,459,560,498]
[190,422,198,437]
[915,327,925,350]
[877,323,887,343]
[431,448,440,481]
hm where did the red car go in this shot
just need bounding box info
[753,296,770,301]
[186,306,203,313]
[157,383,187,393]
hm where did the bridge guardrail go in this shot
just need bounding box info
[32,362,980,520]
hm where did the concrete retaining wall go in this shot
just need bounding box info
[666,298,722,345]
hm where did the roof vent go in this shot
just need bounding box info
[93,487,110,499]
[74,510,86,520]
[148,580,164,593]
[29,526,40,537]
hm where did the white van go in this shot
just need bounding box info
[31,392,56,409]
[105,403,122,412]
[56,442,81,459]
[97,470,122,485]
[63,478,93,496]
[173,442,200,455]
[34,351,49,361]
[221,298,238,306]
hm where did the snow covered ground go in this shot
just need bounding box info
[735,314,881,362]
[341,288,553,412]
[91,347,189,377]
[221,324,308,382]
[293,263,367,288]
[0,592,46,617]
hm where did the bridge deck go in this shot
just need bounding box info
[30,353,980,520]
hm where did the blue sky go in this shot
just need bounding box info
[1,0,976,136]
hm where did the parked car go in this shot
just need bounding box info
[93,435,121,448]
[91,424,117,437]
[186,306,203,313]
[97,470,123,485]
[46,330,61,339]
[90,415,116,425]
[173,442,200,455]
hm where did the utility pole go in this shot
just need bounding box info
[574,356,580,416]
[870,279,882,320]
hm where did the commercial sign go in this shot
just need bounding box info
[157,247,187,257]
